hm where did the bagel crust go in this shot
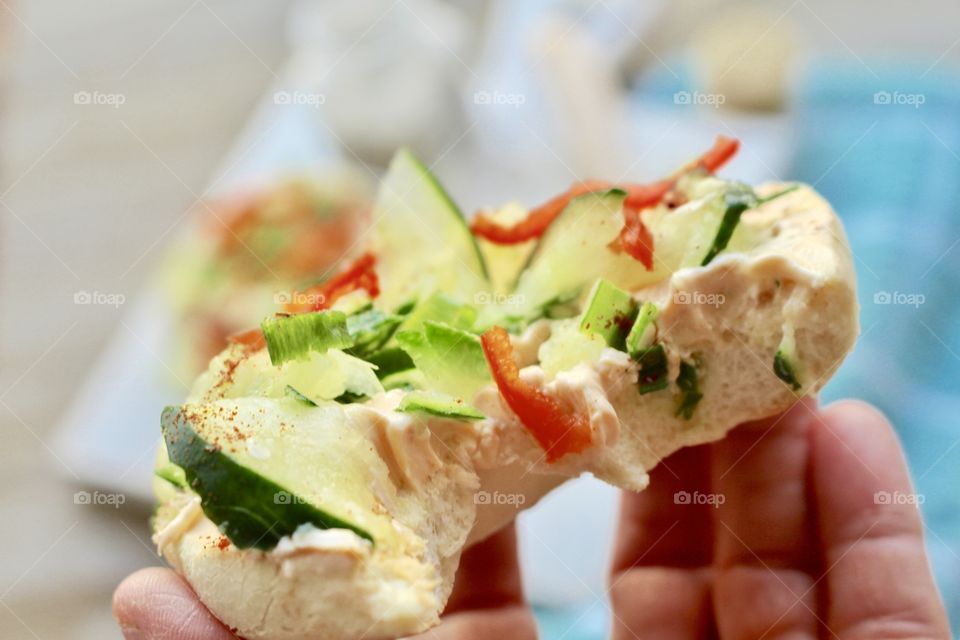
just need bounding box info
[152,182,857,640]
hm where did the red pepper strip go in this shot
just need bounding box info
[615,136,741,270]
[480,326,592,462]
[692,134,740,174]
[470,136,741,247]
[227,327,266,352]
[617,205,656,269]
[469,179,612,244]
[621,178,674,211]
[284,252,380,313]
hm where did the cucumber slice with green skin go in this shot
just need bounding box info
[162,402,376,550]
[774,352,801,391]
[501,177,777,325]
[701,184,759,266]
[701,183,800,266]
[398,390,485,420]
[396,292,478,335]
[774,324,802,390]
[278,350,383,404]
[492,190,628,322]
[345,309,403,359]
[395,322,491,401]
[626,302,659,358]
[261,311,353,366]
[381,368,426,392]
[579,279,638,351]
[365,347,415,379]
[374,150,489,311]
[155,463,188,489]
[285,385,317,406]
[675,360,703,419]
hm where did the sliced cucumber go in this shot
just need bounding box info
[700,183,758,266]
[395,321,491,401]
[496,189,629,321]
[579,279,637,350]
[373,150,489,310]
[626,302,659,358]
[261,311,353,366]
[285,384,317,406]
[503,177,767,323]
[163,400,384,550]
[345,308,403,359]
[206,348,383,406]
[365,347,415,380]
[381,368,426,392]
[155,463,188,489]
[396,291,478,334]
[398,390,484,420]
[774,324,802,391]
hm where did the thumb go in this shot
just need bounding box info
[113,567,237,640]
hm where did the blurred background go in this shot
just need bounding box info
[2,0,960,637]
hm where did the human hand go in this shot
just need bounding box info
[113,399,950,639]
[608,398,950,639]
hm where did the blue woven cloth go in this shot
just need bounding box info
[533,60,960,638]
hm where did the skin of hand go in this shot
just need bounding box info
[113,399,951,639]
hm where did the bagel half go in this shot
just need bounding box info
[151,146,858,640]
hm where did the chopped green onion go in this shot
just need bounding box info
[261,311,353,366]
[635,344,669,395]
[675,359,703,419]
